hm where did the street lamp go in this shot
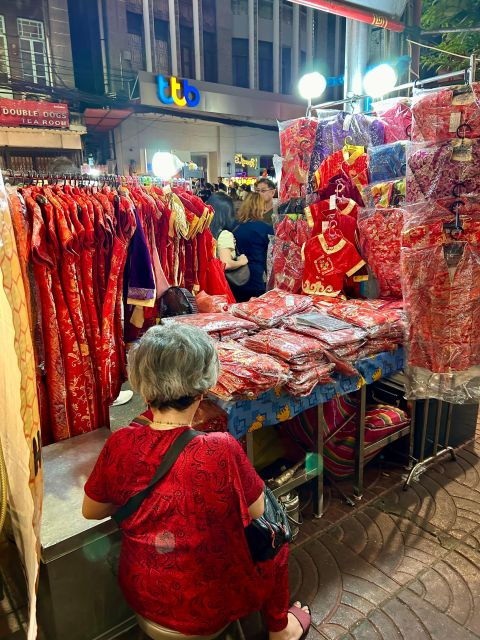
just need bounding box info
[363,63,397,98]
[298,72,327,113]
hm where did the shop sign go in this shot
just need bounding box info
[0,98,69,128]
[235,153,259,170]
[157,75,201,108]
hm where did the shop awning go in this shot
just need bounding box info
[287,0,405,32]
[83,108,132,133]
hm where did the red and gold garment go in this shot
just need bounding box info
[314,146,369,192]
[376,99,412,143]
[301,233,365,298]
[279,117,318,201]
[411,84,480,142]
[358,207,405,299]
[305,201,359,247]
[268,216,311,293]
[162,312,257,341]
[211,341,290,400]
[231,288,313,328]
[327,299,404,337]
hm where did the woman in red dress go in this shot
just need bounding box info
[83,324,310,640]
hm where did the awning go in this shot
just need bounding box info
[83,108,132,133]
[287,0,405,32]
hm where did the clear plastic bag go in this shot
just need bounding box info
[361,178,405,209]
[373,97,412,143]
[278,117,318,202]
[411,83,480,143]
[407,139,480,203]
[358,207,405,299]
[367,141,407,183]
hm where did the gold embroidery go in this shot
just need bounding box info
[318,234,346,254]
[302,279,339,297]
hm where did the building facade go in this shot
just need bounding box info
[0,0,84,171]
[69,0,346,179]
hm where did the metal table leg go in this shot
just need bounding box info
[354,385,367,500]
[407,399,416,471]
[312,403,325,518]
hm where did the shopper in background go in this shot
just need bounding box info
[208,182,236,239]
[232,192,274,301]
[256,177,278,224]
[238,183,251,201]
[83,324,310,640]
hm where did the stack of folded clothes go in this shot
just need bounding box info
[162,312,258,341]
[231,289,313,329]
[242,328,334,396]
[210,341,290,401]
[283,314,367,376]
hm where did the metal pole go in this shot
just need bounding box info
[354,385,367,499]
[422,26,480,35]
[142,0,153,73]
[470,54,477,83]
[314,404,325,518]
[248,0,256,89]
[273,0,280,93]
[168,0,178,76]
[192,0,202,80]
[97,0,110,93]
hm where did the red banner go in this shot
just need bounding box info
[0,99,69,128]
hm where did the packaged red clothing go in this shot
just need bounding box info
[284,362,335,397]
[407,140,480,203]
[279,117,318,202]
[358,207,404,299]
[162,312,257,338]
[305,201,359,247]
[231,289,313,328]
[314,146,369,192]
[211,342,290,400]
[268,216,311,292]
[301,232,365,298]
[327,299,404,338]
[243,328,327,364]
[411,84,480,143]
[401,207,480,391]
[195,291,229,313]
[283,316,367,348]
[374,98,412,143]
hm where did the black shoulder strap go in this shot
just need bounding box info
[112,429,202,525]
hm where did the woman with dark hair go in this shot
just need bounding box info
[83,324,311,640]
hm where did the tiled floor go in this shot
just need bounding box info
[4,429,480,639]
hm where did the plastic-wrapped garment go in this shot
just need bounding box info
[268,216,310,292]
[243,328,328,363]
[411,84,480,143]
[358,207,404,298]
[210,341,290,401]
[279,117,318,202]
[162,312,257,336]
[361,178,406,209]
[308,174,365,208]
[305,201,359,247]
[401,206,480,401]
[231,288,313,328]
[195,291,229,313]
[407,140,480,203]
[284,362,335,397]
[301,232,365,298]
[327,299,404,338]
[368,142,406,183]
[374,98,412,143]
[314,146,369,192]
[308,112,385,191]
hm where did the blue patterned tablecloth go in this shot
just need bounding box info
[217,348,405,439]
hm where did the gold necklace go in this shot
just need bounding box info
[150,419,191,428]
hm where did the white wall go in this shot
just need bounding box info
[114,114,280,179]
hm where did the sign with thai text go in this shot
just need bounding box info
[157,75,201,108]
[0,99,69,128]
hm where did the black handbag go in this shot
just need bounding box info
[224,226,250,287]
[244,487,292,562]
[159,286,198,318]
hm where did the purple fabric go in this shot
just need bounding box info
[127,209,155,300]
[308,112,385,193]
[407,141,480,203]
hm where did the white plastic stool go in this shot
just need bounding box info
[136,615,245,640]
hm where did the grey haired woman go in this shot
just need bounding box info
[83,324,310,640]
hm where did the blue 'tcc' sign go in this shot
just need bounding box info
[157,75,201,108]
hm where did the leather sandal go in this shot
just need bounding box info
[288,604,311,640]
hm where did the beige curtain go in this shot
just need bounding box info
[0,173,42,640]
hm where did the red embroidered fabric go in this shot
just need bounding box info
[211,341,290,400]
[279,117,318,202]
[358,207,405,298]
[85,427,293,635]
[315,149,369,192]
[301,233,365,298]
[411,84,480,143]
[268,217,311,293]
[162,312,257,341]
[305,201,359,247]
[375,99,412,143]
[327,299,404,338]
[231,289,313,328]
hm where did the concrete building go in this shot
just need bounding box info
[0,0,84,171]
[71,0,346,179]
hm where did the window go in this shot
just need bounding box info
[126,11,145,70]
[300,5,307,31]
[231,0,248,15]
[180,25,194,78]
[203,31,217,82]
[17,18,50,85]
[300,50,306,74]
[232,38,249,88]
[154,18,170,74]
[258,41,273,92]
[282,0,292,24]
[281,46,291,94]
[259,0,273,20]
[0,16,9,79]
